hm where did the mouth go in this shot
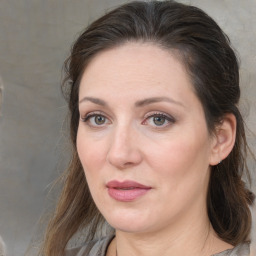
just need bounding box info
[106,180,152,202]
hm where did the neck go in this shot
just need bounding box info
[113,211,233,256]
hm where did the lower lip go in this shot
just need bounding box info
[108,187,151,202]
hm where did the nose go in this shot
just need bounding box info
[107,125,143,169]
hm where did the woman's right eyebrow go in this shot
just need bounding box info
[79,97,108,106]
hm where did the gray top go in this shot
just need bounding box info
[65,235,250,256]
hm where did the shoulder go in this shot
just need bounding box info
[65,235,115,256]
[213,242,250,256]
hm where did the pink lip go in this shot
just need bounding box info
[106,180,152,202]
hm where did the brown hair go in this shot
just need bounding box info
[41,1,255,255]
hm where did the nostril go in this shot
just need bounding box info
[107,148,143,169]
[106,129,143,168]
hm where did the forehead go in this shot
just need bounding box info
[79,42,194,101]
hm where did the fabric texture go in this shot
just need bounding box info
[65,235,250,256]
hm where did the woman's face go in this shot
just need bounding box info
[77,42,216,234]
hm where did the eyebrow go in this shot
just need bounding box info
[135,97,184,108]
[79,97,108,106]
[79,96,184,108]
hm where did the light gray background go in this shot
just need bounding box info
[0,1,255,256]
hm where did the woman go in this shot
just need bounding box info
[41,1,255,255]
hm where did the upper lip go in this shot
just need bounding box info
[106,180,151,189]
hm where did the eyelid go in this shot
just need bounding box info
[80,111,110,123]
[142,111,176,127]
[79,110,175,128]
[144,111,176,122]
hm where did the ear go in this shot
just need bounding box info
[209,113,237,166]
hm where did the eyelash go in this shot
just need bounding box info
[80,111,176,128]
[80,111,110,126]
[142,112,176,128]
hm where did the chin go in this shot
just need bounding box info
[111,223,148,234]
[104,212,154,234]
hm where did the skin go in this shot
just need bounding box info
[77,42,236,256]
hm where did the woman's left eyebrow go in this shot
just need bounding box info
[135,97,184,108]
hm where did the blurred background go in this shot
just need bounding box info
[0,0,255,255]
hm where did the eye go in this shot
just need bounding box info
[142,112,175,128]
[80,112,110,127]
[93,115,106,125]
[152,116,166,126]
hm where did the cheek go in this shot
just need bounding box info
[149,136,211,220]
[76,129,109,206]
[148,129,211,188]
[77,128,107,175]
